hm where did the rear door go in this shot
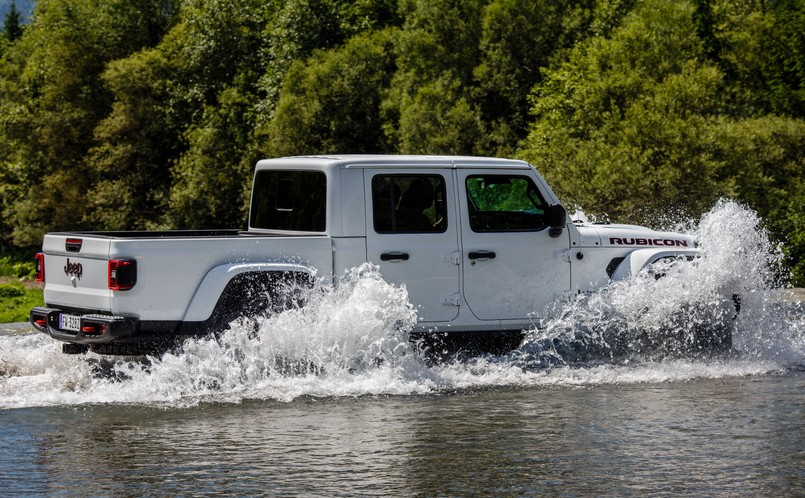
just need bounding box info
[364,169,460,323]
[457,168,571,321]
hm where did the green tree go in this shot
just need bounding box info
[0,0,177,246]
[257,0,381,124]
[709,116,805,285]
[85,46,182,230]
[87,0,270,230]
[390,72,483,154]
[266,28,398,156]
[710,0,805,117]
[521,0,725,221]
[756,0,805,116]
[383,0,487,154]
[521,0,805,283]
[166,0,279,229]
[167,79,262,228]
[2,1,23,42]
[384,0,596,156]
[473,0,594,155]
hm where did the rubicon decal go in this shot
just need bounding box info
[609,237,688,247]
[64,258,83,279]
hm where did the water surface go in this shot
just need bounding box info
[1,372,801,496]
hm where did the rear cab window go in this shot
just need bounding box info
[250,170,327,231]
[371,175,447,233]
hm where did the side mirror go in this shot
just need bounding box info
[547,204,567,238]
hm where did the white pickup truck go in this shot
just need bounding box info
[31,155,705,355]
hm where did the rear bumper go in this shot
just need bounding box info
[30,306,138,345]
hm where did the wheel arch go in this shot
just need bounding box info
[183,263,316,323]
[609,248,699,281]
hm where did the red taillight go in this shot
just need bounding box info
[81,323,106,334]
[108,259,137,291]
[34,253,45,282]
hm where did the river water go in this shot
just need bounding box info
[1,201,803,496]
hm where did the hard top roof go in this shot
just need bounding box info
[255,155,533,171]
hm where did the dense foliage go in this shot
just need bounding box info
[1,0,803,284]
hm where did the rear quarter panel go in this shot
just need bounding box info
[108,236,334,321]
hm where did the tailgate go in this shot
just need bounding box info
[41,234,113,312]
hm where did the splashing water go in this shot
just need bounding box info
[0,201,802,408]
[510,199,800,368]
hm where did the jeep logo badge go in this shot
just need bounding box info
[64,258,83,280]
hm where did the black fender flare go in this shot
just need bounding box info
[207,271,313,331]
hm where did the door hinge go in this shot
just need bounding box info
[440,293,461,306]
[555,249,572,262]
[442,251,461,265]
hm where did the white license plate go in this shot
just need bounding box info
[59,313,81,332]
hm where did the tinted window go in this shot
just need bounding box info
[372,175,447,233]
[465,175,547,232]
[250,170,326,231]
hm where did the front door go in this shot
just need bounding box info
[364,169,460,323]
[457,170,571,321]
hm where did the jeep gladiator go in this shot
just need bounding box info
[31,155,701,355]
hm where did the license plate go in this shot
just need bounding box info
[59,313,81,332]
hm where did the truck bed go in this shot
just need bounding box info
[40,231,334,322]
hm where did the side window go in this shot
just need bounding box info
[372,175,447,233]
[250,170,326,231]
[465,175,547,232]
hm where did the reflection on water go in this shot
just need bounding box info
[1,375,801,496]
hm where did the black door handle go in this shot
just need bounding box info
[468,251,496,260]
[381,252,410,261]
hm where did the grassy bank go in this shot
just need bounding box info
[0,279,43,322]
[0,254,43,323]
